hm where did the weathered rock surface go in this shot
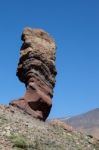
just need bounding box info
[10,27,57,121]
[0,105,99,150]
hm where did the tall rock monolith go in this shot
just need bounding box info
[10,27,57,121]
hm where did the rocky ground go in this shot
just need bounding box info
[0,105,99,150]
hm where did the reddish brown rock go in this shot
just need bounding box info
[9,27,57,121]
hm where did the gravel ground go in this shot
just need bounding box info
[0,105,99,150]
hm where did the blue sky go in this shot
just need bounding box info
[0,0,99,118]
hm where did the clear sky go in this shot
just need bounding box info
[0,0,99,119]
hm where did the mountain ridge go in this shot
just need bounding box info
[60,108,99,139]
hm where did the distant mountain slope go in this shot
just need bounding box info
[62,108,99,139]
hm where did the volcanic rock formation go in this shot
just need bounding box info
[10,27,57,121]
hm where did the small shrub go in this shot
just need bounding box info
[10,135,27,148]
[8,134,34,150]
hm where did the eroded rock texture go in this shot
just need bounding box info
[10,27,57,121]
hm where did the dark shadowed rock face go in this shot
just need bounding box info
[10,27,57,121]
